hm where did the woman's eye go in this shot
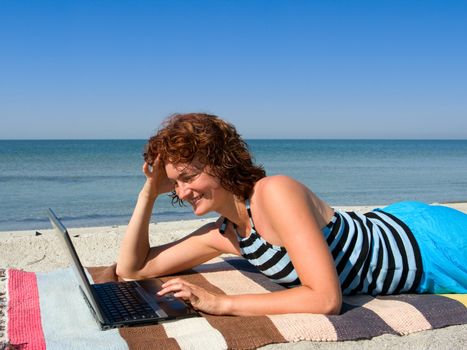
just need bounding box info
[184,173,199,182]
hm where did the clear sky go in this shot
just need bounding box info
[1,0,466,139]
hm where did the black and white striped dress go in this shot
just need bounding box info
[222,200,424,295]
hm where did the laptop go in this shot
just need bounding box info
[47,208,199,330]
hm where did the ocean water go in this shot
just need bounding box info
[0,139,466,231]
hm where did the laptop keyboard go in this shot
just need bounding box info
[93,282,159,322]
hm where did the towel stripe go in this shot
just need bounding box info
[347,295,431,335]
[268,313,338,342]
[330,298,397,340]
[207,314,286,349]
[119,325,181,350]
[384,294,467,329]
[7,269,46,350]
[163,317,227,350]
[36,268,128,350]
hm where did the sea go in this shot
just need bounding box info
[1,139,466,232]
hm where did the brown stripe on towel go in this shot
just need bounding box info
[205,315,286,349]
[120,325,181,350]
[383,294,467,329]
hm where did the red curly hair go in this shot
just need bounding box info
[144,113,266,204]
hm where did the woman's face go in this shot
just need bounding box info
[164,160,229,216]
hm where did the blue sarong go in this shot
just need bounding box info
[383,201,467,294]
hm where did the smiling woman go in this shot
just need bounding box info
[143,113,266,205]
[116,113,467,317]
[164,161,225,216]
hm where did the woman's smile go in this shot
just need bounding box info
[189,194,203,207]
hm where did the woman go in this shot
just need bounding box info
[116,113,467,316]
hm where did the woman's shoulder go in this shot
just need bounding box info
[253,175,334,228]
[251,175,310,214]
[253,175,315,202]
[255,174,305,191]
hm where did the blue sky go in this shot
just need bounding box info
[1,0,466,139]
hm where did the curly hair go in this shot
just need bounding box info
[144,113,266,205]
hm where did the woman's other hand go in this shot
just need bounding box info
[158,277,229,315]
[142,156,174,198]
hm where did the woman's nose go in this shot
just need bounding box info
[177,183,191,200]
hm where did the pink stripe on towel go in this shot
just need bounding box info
[8,269,46,350]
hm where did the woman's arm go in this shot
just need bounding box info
[258,175,342,314]
[116,160,225,280]
[159,279,340,316]
[159,176,342,315]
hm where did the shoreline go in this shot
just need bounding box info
[1,202,466,349]
[2,200,467,234]
[2,201,467,237]
[1,202,467,272]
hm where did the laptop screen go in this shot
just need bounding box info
[47,208,106,322]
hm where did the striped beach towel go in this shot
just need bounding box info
[1,257,466,350]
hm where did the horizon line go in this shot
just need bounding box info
[1,137,467,141]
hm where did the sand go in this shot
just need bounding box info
[1,203,466,349]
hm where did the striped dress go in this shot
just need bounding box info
[221,200,424,296]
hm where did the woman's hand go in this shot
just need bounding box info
[141,156,174,198]
[158,277,229,315]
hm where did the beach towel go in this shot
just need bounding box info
[1,256,466,350]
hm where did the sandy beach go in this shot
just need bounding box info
[1,203,466,349]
